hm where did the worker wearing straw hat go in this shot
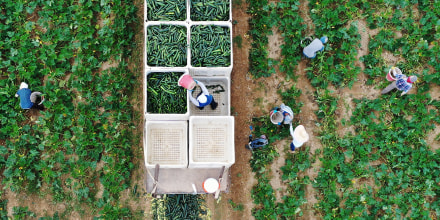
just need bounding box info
[289,124,309,151]
[381,67,417,96]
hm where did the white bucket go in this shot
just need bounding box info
[292,125,309,147]
[270,110,283,125]
[203,178,219,193]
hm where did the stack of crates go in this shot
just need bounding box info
[144,0,234,170]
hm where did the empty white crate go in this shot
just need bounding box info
[189,22,233,76]
[188,116,235,168]
[144,68,190,121]
[144,121,188,169]
[189,77,230,116]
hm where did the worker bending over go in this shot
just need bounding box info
[178,74,217,110]
[381,68,417,96]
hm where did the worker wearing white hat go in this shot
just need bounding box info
[289,124,309,151]
[178,74,218,110]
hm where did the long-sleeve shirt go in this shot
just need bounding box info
[303,38,324,58]
[395,74,412,93]
[280,103,294,124]
[188,81,211,107]
[16,88,33,109]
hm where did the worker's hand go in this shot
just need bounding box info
[15,94,18,97]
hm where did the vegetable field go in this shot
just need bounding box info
[3,0,440,219]
[0,0,142,218]
[225,0,440,219]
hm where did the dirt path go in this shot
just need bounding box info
[204,2,257,220]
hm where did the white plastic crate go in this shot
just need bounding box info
[144,68,190,121]
[189,22,233,76]
[188,0,232,22]
[145,0,188,22]
[144,120,188,169]
[189,77,230,116]
[145,22,190,69]
[188,116,235,168]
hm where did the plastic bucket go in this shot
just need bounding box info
[203,178,219,193]
[178,73,196,90]
[292,125,309,148]
[386,68,396,82]
[270,110,283,125]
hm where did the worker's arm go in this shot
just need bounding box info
[187,90,199,106]
[195,80,210,96]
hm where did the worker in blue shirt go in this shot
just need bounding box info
[381,73,417,96]
[15,82,33,109]
[15,82,45,110]
[303,36,328,58]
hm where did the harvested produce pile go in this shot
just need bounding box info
[152,194,207,219]
[147,72,186,114]
[191,25,231,67]
[147,25,187,67]
[190,0,230,21]
[146,0,186,21]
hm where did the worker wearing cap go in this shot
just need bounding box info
[178,74,218,110]
[289,124,309,151]
[15,82,45,110]
[188,80,218,110]
[15,82,33,109]
[381,73,417,96]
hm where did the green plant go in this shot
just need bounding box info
[12,206,36,219]
[228,199,244,211]
[233,35,243,48]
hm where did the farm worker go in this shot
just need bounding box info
[303,36,328,58]
[178,74,218,110]
[381,69,417,96]
[289,124,309,151]
[15,82,33,109]
[270,103,294,125]
[15,82,45,110]
[245,134,268,150]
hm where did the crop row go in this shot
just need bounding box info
[0,0,138,218]
[246,0,440,219]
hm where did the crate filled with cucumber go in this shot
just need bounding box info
[146,0,186,21]
[147,72,187,114]
[190,25,231,67]
[146,25,188,67]
[190,0,230,21]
